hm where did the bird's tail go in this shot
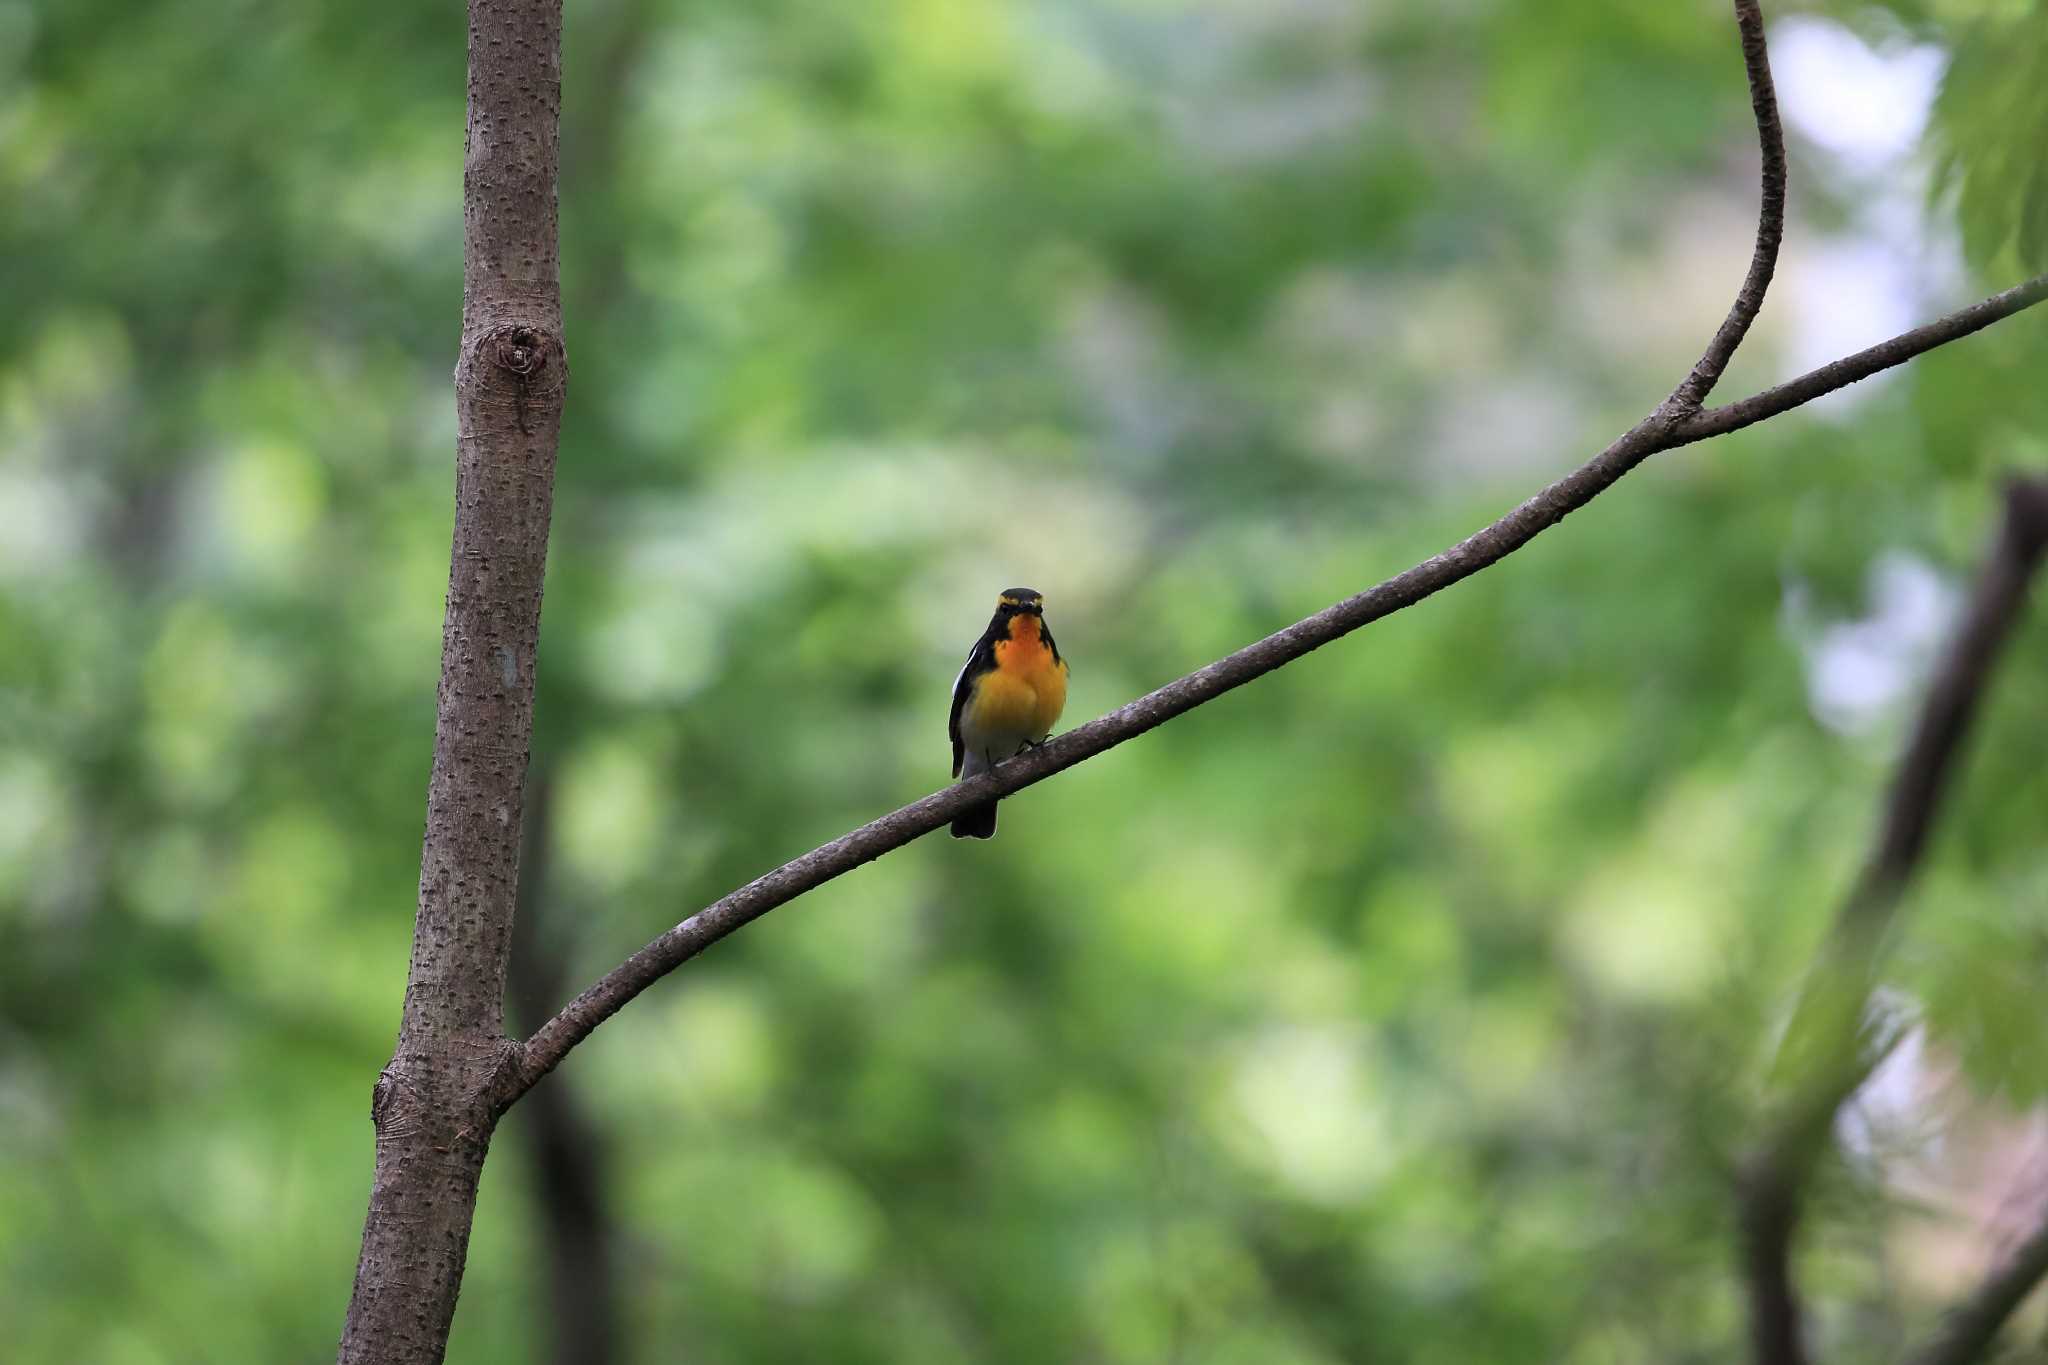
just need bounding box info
[950,799,998,840]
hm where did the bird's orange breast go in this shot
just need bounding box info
[983,617,1068,739]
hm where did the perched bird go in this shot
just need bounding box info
[949,588,1069,839]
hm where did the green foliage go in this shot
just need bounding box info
[4,1,2048,1362]
[1929,2,2048,271]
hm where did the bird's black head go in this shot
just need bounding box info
[996,588,1044,616]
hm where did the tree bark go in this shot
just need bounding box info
[335,0,566,1360]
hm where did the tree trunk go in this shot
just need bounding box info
[335,0,565,1360]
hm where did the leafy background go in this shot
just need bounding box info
[5,0,2048,1361]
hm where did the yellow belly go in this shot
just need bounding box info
[968,661,1066,743]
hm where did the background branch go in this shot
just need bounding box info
[1738,476,2048,1365]
[508,772,623,1365]
[1901,1198,2048,1365]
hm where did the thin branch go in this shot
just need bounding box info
[505,6,2048,1104]
[1901,1196,2048,1365]
[1671,275,2048,447]
[1737,476,2048,1365]
[509,290,2048,1103]
[511,408,1679,1095]
[1666,0,1786,414]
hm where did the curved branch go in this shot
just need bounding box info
[1666,0,1787,414]
[509,287,2048,1102]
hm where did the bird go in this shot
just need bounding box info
[949,588,1069,839]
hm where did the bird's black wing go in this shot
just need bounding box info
[949,630,999,777]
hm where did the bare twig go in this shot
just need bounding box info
[1738,476,2048,1365]
[1666,0,1786,414]
[508,3,2048,1104]
[1671,276,2048,447]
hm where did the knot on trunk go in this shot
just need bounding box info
[456,322,567,402]
[498,328,544,377]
